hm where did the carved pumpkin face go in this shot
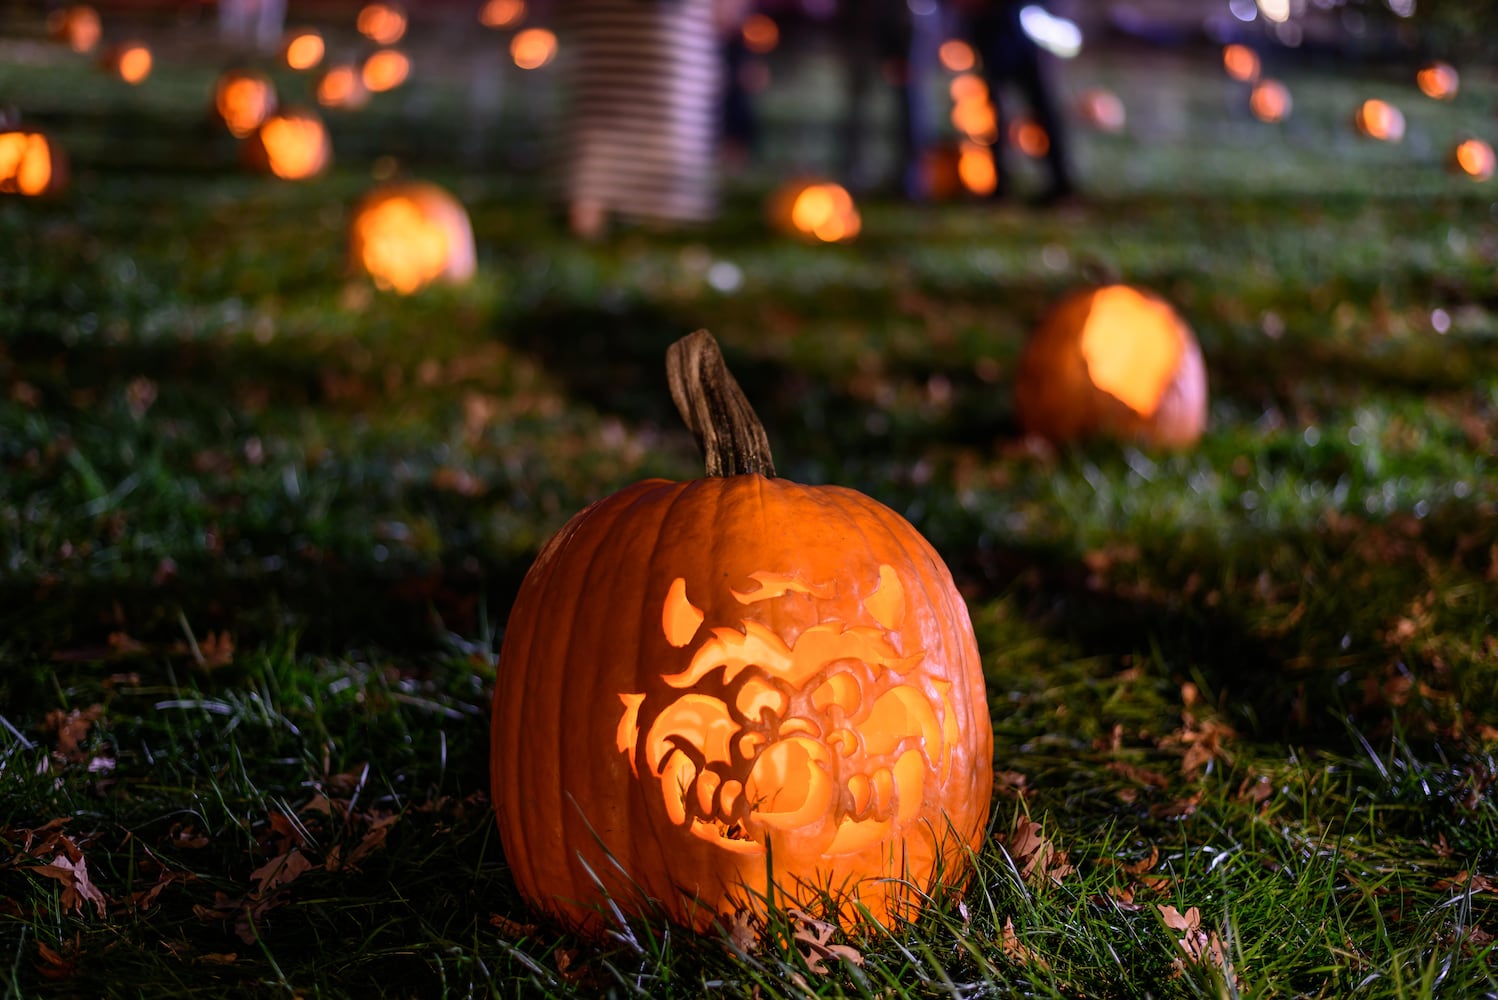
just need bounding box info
[491,476,992,933]
[348,182,476,294]
[213,70,278,139]
[243,109,332,181]
[0,130,67,197]
[1014,285,1208,448]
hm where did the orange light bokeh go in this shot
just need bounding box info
[357,2,407,45]
[0,131,58,196]
[113,43,152,85]
[352,185,476,294]
[214,72,277,138]
[479,0,525,28]
[362,49,410,92]
[47,5,101,53]
[1416,61,1458,100]
[1076,89,1125,132]
[1222,44,1260,83]
[511,28,557,70]
[1012,120,1050,158]
[284,31,325,71]
[1249,79,1291,123]
[1354,99,1404,142]
[787,182,860,243]
[951,95,997,146]
[317,66,370,110]
[742,14,778,54]
[254,112,331,180]
[938,39,975,73]
[1453,138,1495,181]
[949,72,987,104]
[957,142,997,196]
[1078,287,1185,419]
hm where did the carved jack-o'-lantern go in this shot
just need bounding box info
[1416,61,1458,100]
[212,69,277,138]
[1354,99,1404,142]
[1249,79,1291,123]
[101,41,152,85]
[770,180,861,243]
[243,108,332,181]
[492,332,992,934]
[1450,138,1495,181]
[1014,285,1208,448]
[348,182,476,293]
[0,130,68,197]
[47,5,101,53]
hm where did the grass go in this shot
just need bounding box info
[3,15,1497,999]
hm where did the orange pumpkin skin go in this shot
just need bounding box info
[1014,285,1207,448]
[491,474,992,934]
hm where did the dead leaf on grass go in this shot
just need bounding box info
[1434,871,1495,893]
[1001,816,1075,886]
[998,916,1051,969]
[1157,904,1238,986]
[787,907,864,975]
[488,913,539,939]
[36,852,108,918]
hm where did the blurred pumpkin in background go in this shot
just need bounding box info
[47,4,101,52]
[101,41,152,84]
[356,2,406,44]
[349,181,477,294]
[1353,99,1404,142]
[316,65,371,110]
[361,49,410,92]
[1249,79,1291,123]
[1450,138,1495,181]
[212,69,278,138]
[769,179,861,243]
[283,30,325,71]
[1222,43,1259,83]
[243,108,332,180]
[1014,285,1208,449]
[1075,89,1126,133]
[0,130,67,197]
[1416,61,1458,100]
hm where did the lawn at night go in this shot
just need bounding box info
[2,7,1497,997]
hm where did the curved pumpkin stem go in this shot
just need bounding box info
[667,330,776,478]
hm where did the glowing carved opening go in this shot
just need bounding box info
[1078,286,1183,418]
[617,564,959,858]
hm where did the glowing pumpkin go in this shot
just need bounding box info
[243,108,332,180]
[47,5,101,53]
[101,42,152,84]
[491,330,992,934]
[1222,43,1259,83]
[1354,99,1404,142]
[1075,89,1125,133]
[1010,119,1050,159]
[510,28,556,69]
[0,130,67,197]
[769,179,861,243]
[1450,138,1495,181]
[742,14,779,55]
[938,38,975,73]
[919,142,996,199]
[1014,285,1208,448]
[1249,79,1291,123]
[212,69,277,138]
[356,2,406,45]
[361,49,410,92]
[316,65,370,110]
[1416,61,1458,100]
[479,0,525,28]
[283,30,325,71]
[348,182,476,293]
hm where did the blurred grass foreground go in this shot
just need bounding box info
[2,1,1497,996]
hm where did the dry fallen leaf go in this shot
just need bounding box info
[1157,904,1237,986]
[788,908,863,975]
[998,916,1051,970]
[488,913,538,939]
[36,853,108,918]
[1002,816,1075,886]
[249,848,315,895]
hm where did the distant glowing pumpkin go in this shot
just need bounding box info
[742,14,779,54]
[919,142,997,199]
[938,38,975,73]
[1354,99,1404,142]
[0,130,67,197]
[1014,285,1208,448]
[47,5,101,52]
[349,182,477,294]
[101,42,152,84]
[1416,61,1458,100]
[283,30,325,71]
[243,108,332,181]
[1075,89,1125,133]
[212,69,278,138]
[1450,138,1495,181]
[1011,119,1050,159]
[1222,44,1260,83]
[510,28,556,69]
[479,0,525,28]
[770,179,861,243]
[362,49,410,92]
[316,65,370,110]
[357,2,406,44]
[1249,79,1291,123]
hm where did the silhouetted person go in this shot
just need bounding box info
[960,0,1077,203]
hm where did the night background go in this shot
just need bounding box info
[2,0,1496,996]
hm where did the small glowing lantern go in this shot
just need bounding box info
[1249,79,1291,123]
[361,49,410,92]
[357,2,407,44]
[510,28,557,69]
[349,181,477,294]
[742,13,779,54]
[492,330,992,934]
[47,5,101,53]
[919,142,998,200]
[101,42,152,85]
[1222,44,1259,83]
[1011,119,1050,158]
[316,65,370,110]
[1354,99,1405,142]
[212,69,277,138]
[770,179,861,243]
[1450,138,1495,181]
[957,141,997,195]
[1076,88,1125,133]
[243,108,332,181]
[0,130,67,197]
[1416,61,1458,100]
[479,0,525,29]
[938,38,975,73]
[1014,285,1209,448]
[283,30,325,71]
